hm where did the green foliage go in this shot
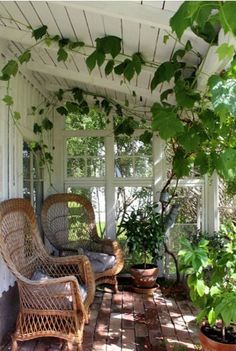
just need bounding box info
[119,203,164,266]
[179,223,236,328]
[18,50,31,64]
[151,103,184,139]
[216,43,234,61]
[32,25,48,40]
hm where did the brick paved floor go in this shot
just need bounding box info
[3,283,200,351]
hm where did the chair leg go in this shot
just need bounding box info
[11,338,18,351]
[114,276,119,293]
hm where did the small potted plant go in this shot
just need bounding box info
[120,202,165,292]
[178,223,236,351]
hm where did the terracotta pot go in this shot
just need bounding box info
[199,329,236,351]
[130,264,158,288]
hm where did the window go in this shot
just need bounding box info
[66,137,105,178]
[23,141,44,218]
[114,136,153,178]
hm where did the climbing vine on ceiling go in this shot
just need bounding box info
[0,1,236,191]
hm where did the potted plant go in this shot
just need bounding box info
[120,202,163,291]
[178,223,236,351]
[120,200,180,292]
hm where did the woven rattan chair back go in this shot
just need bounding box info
[41,193,99,253]
[41,193,124,291]
[0,198,95,351]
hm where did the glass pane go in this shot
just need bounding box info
[115,136,152,178]
[65,108,106,130]
[23,142,31,179]
[66,186,106,237]
[87,158,105,177]
[135,157,152,177]
[66,137,105,178]
[67,158,86,177]
[23,180,31,200]
[115,158,134,177]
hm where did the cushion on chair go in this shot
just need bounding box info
[83,250,116,273]
[31,270,87,302]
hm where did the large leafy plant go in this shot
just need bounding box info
[178,223,236,339]
[120,203,164,268]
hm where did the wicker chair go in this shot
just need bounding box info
[0,198,95,351]
[41,193,124,292]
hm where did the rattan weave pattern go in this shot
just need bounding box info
[0,198,95,351]
[41,194,124,291]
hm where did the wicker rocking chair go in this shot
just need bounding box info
[41,193,124,292]
[0,198,95,351]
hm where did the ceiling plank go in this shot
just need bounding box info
[53,1,175,32]
[0,25,155,74]
[26,62,159,103]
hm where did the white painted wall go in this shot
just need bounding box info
[0,56,50,296]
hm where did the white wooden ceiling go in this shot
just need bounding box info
[0,1,209,108]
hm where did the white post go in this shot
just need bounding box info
[0,41,9,201]
[206,172,219,234]
[105,122,116,239]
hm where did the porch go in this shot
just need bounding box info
[2,282,199,351]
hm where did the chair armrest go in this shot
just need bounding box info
[18,275,87,313]
[43,255,95,306]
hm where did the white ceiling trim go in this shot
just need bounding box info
[26,62,159,103]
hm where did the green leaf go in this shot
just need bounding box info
[163,35,169,44]
[55,89,64,101]
[96,36,121,58]
[32,25,48,40]
[151,62,181,91]
[33,123,42,134]
[208,309,216,325]
[57,47,68,62]
[139,131,153,144]
[194,152,209,175]
[105,59,114,75]
[132,52,144,75]
[208,75,236,119]
[2,60,18,78]
[220,2,236,36]
[65,101,80,113]
[175,80,200,108]
[124,61,135,81]
[86,51,97,71]
[96,50,105,67]
[169,2,199,39]
[42,118,53,130]
[58,38,70,47]
[210,286,221,296]
[56,106,68,116]
[216,43,234,61]
[72,87,83,103]
[3,95,13,106]
[115,117,137,136]
[68,41,85,49]
[18,50,31,64]
[173,149,192,178]
[178,126,200,152]
[196,279,206,297]
[13,111,21,120]
[151,103,184,140]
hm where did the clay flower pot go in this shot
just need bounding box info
[130,263,158,288]
[199,329,236,351]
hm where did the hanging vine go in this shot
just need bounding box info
[0,1,236,192]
